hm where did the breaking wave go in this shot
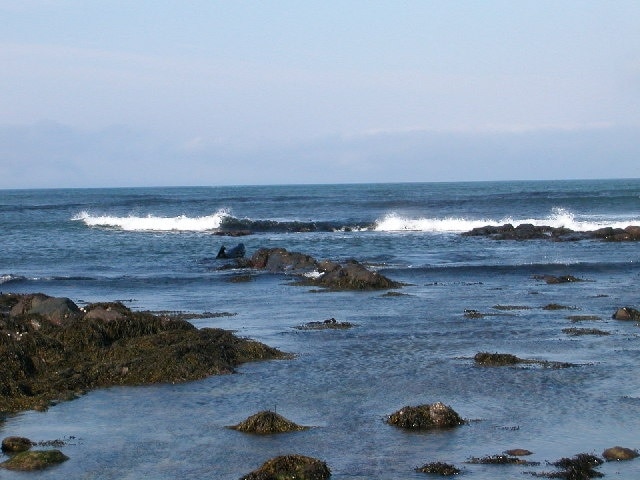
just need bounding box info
[72,209,231,232]
[373,208,639,233]
[72,207,638,234]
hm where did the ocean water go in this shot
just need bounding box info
[1,179,640,479]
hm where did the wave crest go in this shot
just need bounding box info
[373,208,639,233]
[72,209,230,232]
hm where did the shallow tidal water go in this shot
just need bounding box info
[1,180,640,478]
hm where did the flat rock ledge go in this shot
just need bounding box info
[0,450,69,471]
[462,223,640,242]
[235,248,401,291]
[240,454,331,480]
[387,402,464,430]
[228,411,309,434]
[1,293,288,413]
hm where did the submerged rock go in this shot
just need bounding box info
[0,293,289,413]
[0,449,69,471]
[294,318,355,330]
[228,411,309,434]
[467,454,536,465]
[602,446,639,461]
[387,402,464,430]
[1,436,33,453]
[240,454,331,480]
[545,453,604,479]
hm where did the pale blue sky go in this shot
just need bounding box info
[1,1,639,188]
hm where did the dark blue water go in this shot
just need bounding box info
[1,180,640,479]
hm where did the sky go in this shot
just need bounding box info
[1,0,639,188]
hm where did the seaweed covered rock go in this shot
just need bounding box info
[0,293,288,413]
[2,436,33,453]
[602,446,639,461]
[387,402,464,430]
[240,454,331,480]
[474,352,522,366]
[545,453,604,479]
[0,449,69,471]
[416,462,460,475]
[228,411,309,434]
[294,318,355,330]
[612,307,640,321]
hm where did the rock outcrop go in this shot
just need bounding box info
[0,293,288,413]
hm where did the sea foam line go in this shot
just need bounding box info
[373,208,639,233]
[72,209,230,232]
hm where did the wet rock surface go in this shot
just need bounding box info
[387,402,464,430]
[228,411,309,434]
[236,247,401,290]
[240,454,331,480]
[0,293,288,413]
[612,306,640,320]
[474,352,575,369]
[462,223,640,242]
[602,446,639,461]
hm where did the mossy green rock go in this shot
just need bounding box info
[0,449,69,471]
[240,454,331,480]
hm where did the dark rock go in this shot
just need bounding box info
[240,454,331,480]
[247,247,401,290]
[300,260,401,290]
[562,327,610,336]
[602,446,639,461]
[250,248,317,272]
[2,436,33,453]
[534,274,583,284]
[612,307,640,321]
[547,453,604,479]
[228,411,309,434]
[467,454,535,465]
[463,224,640,242]
[0,450,69,471]
[9,294,81,325]
[416,461,460,475]
[387,402,464,430]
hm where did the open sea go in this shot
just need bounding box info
[1,179,640,479]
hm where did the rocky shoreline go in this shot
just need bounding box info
[462,223,640,241]
[2,245,640,478]
[0,293,289,414]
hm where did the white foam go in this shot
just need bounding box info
[72,209,230,232]
[373,208,639,233]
